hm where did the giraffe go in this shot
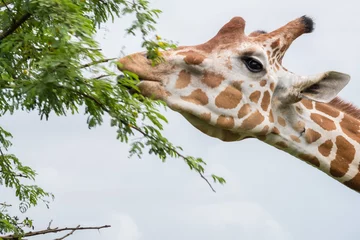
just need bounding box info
[117,16,360,193]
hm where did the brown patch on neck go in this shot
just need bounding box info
[215,86,242,109]
[181,89,209,105]
[339,113,360,144]
[277,116,286,127]
[304,129,321,143]
[344,167,360,192]
[201,71,225,88]
[299,154,320,167]
[200,112,211,122]
[177,50,206,65]
[330,136,356,178]
[310,113,336,131]
[301,99,313,109]
[290,135,301,143]
[175,70,191,89]
[318,140,333,157]
[216,115,235,129]
[240,110,264,131]
[238,104,251,118]
[315,102,340,118]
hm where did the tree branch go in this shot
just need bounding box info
[0,12,31,41]
[62,87,217,192]
[0,225,111,240]
[80,58,117,69]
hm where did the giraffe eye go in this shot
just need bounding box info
[242,57,263,73]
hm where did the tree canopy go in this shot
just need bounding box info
[0,0,225,239]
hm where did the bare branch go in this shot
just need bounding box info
[54,225,79,240]
[47,220,53,230]
[0,12,31,41]
[0,202,12,207]
[94,74,112,79]
[80,58,117,69]
[0,225,111,240]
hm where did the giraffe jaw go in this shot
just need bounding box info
[136,80,170,101]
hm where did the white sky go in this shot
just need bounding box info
[2,0,360,239]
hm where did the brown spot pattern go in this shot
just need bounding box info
[181,89,209,105]
[240,110,264,131]
[249,91,261,103]
[318,140,333,157]
[175,70,191,89]
[278,116,286,127]
[290,135,301,143]
[272,127,280,135]
[232,81,243,90]
[330,136,356,178]
[201,71,225,88]
[301,99,313,109]
[344,170,360,191]
[215,86,242,109]
[270,82,275,91]
[299,154,320,167]
[216,115,235,129]
[261,91,271,111]
[315,103,340,118]
[238,104,251,118]
[340,114,360,144]
[310,113,336,131]
[269,110,274,123]
[260,80,267,87]
[177,50,206,65]
[200,113,211,122]
[304,129,321,143]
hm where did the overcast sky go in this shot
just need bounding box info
[2,0,360,240]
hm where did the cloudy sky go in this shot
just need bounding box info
[2,0,360,239]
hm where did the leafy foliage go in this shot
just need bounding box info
[0,0,225,238]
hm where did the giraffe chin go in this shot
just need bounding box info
[137,81,169,101]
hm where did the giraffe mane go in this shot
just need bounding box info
[328,97,360,120]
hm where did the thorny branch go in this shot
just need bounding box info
[0,224,111,240]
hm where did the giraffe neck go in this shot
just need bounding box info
[262,99,360,193]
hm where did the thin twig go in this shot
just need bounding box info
[0,202,12,207]
[54,225,80,240]
[80,58,117,69]
[94,74,112,79]
[0,12,31,41]
[47,220,53,230]
[0,225,111,239]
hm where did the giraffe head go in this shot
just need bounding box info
[118,16,350,141]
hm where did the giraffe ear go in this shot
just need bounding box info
[298,71,350,103]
